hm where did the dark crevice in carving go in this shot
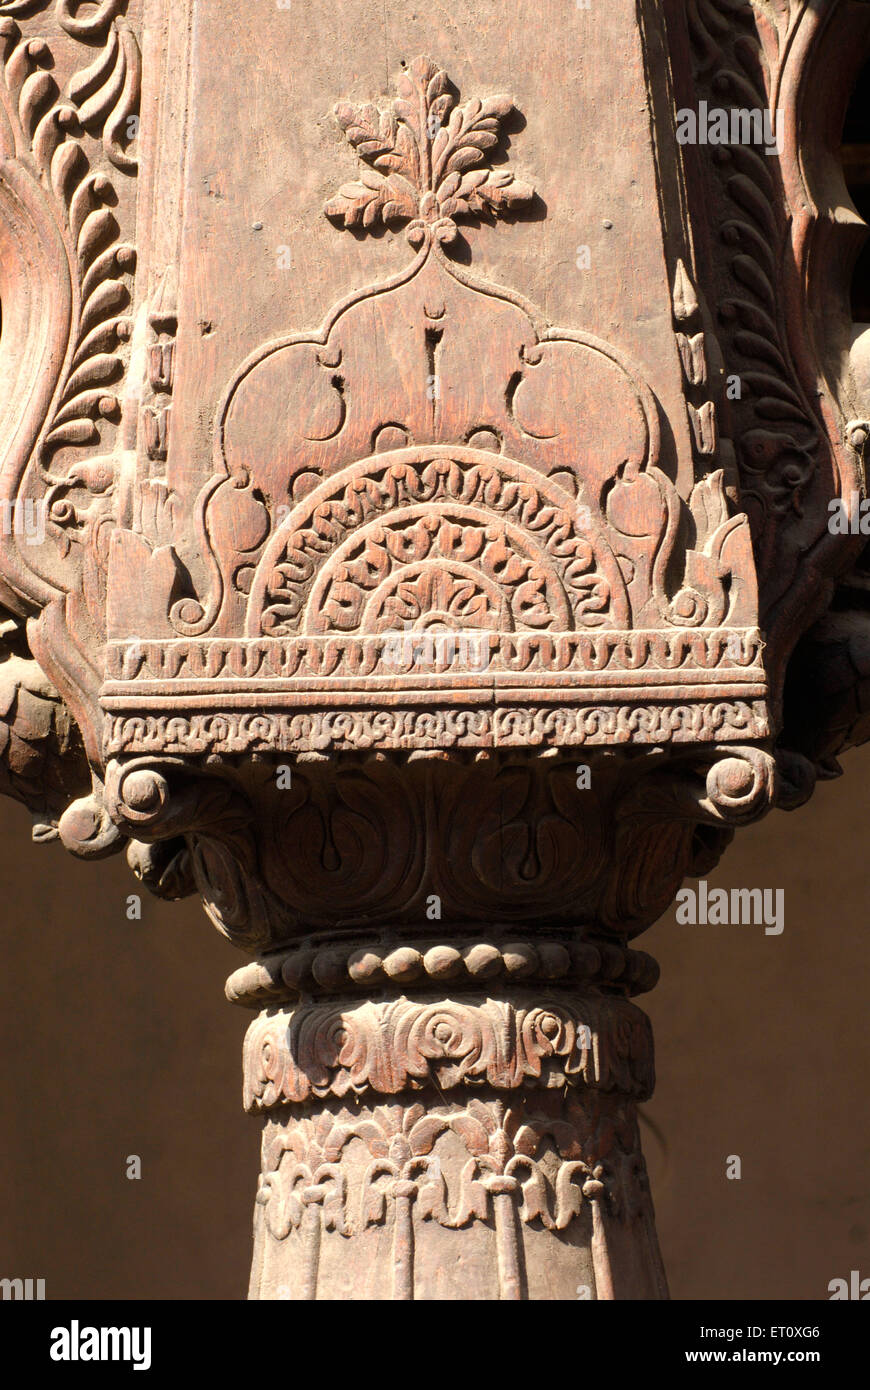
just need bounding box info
[842,55,870,325]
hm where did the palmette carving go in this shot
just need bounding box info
[257,1094,648,1236]
[325,54,535,246]
[250,1084,665,1299]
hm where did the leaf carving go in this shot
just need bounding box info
[325,54,534,247]
[324,169,416,230]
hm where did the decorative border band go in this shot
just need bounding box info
[243,992,654,1109]
[103,629,766,684]
[104,699,769,753]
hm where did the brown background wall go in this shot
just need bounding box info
[1,746,868,1301]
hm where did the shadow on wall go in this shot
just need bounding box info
[0,744,868,1300]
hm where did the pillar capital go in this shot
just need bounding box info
[1,0,868,1299]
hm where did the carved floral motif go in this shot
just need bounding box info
[242,992,653,1109]
[325,54,534,248]
[0,2,866,1305]
[92,54,768,758]
[249,1088,665,1299]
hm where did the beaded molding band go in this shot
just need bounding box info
[226,934,659,1007]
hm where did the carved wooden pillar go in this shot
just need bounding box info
[1,0,868,1299]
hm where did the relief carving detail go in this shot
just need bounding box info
[0,2,868,1304]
